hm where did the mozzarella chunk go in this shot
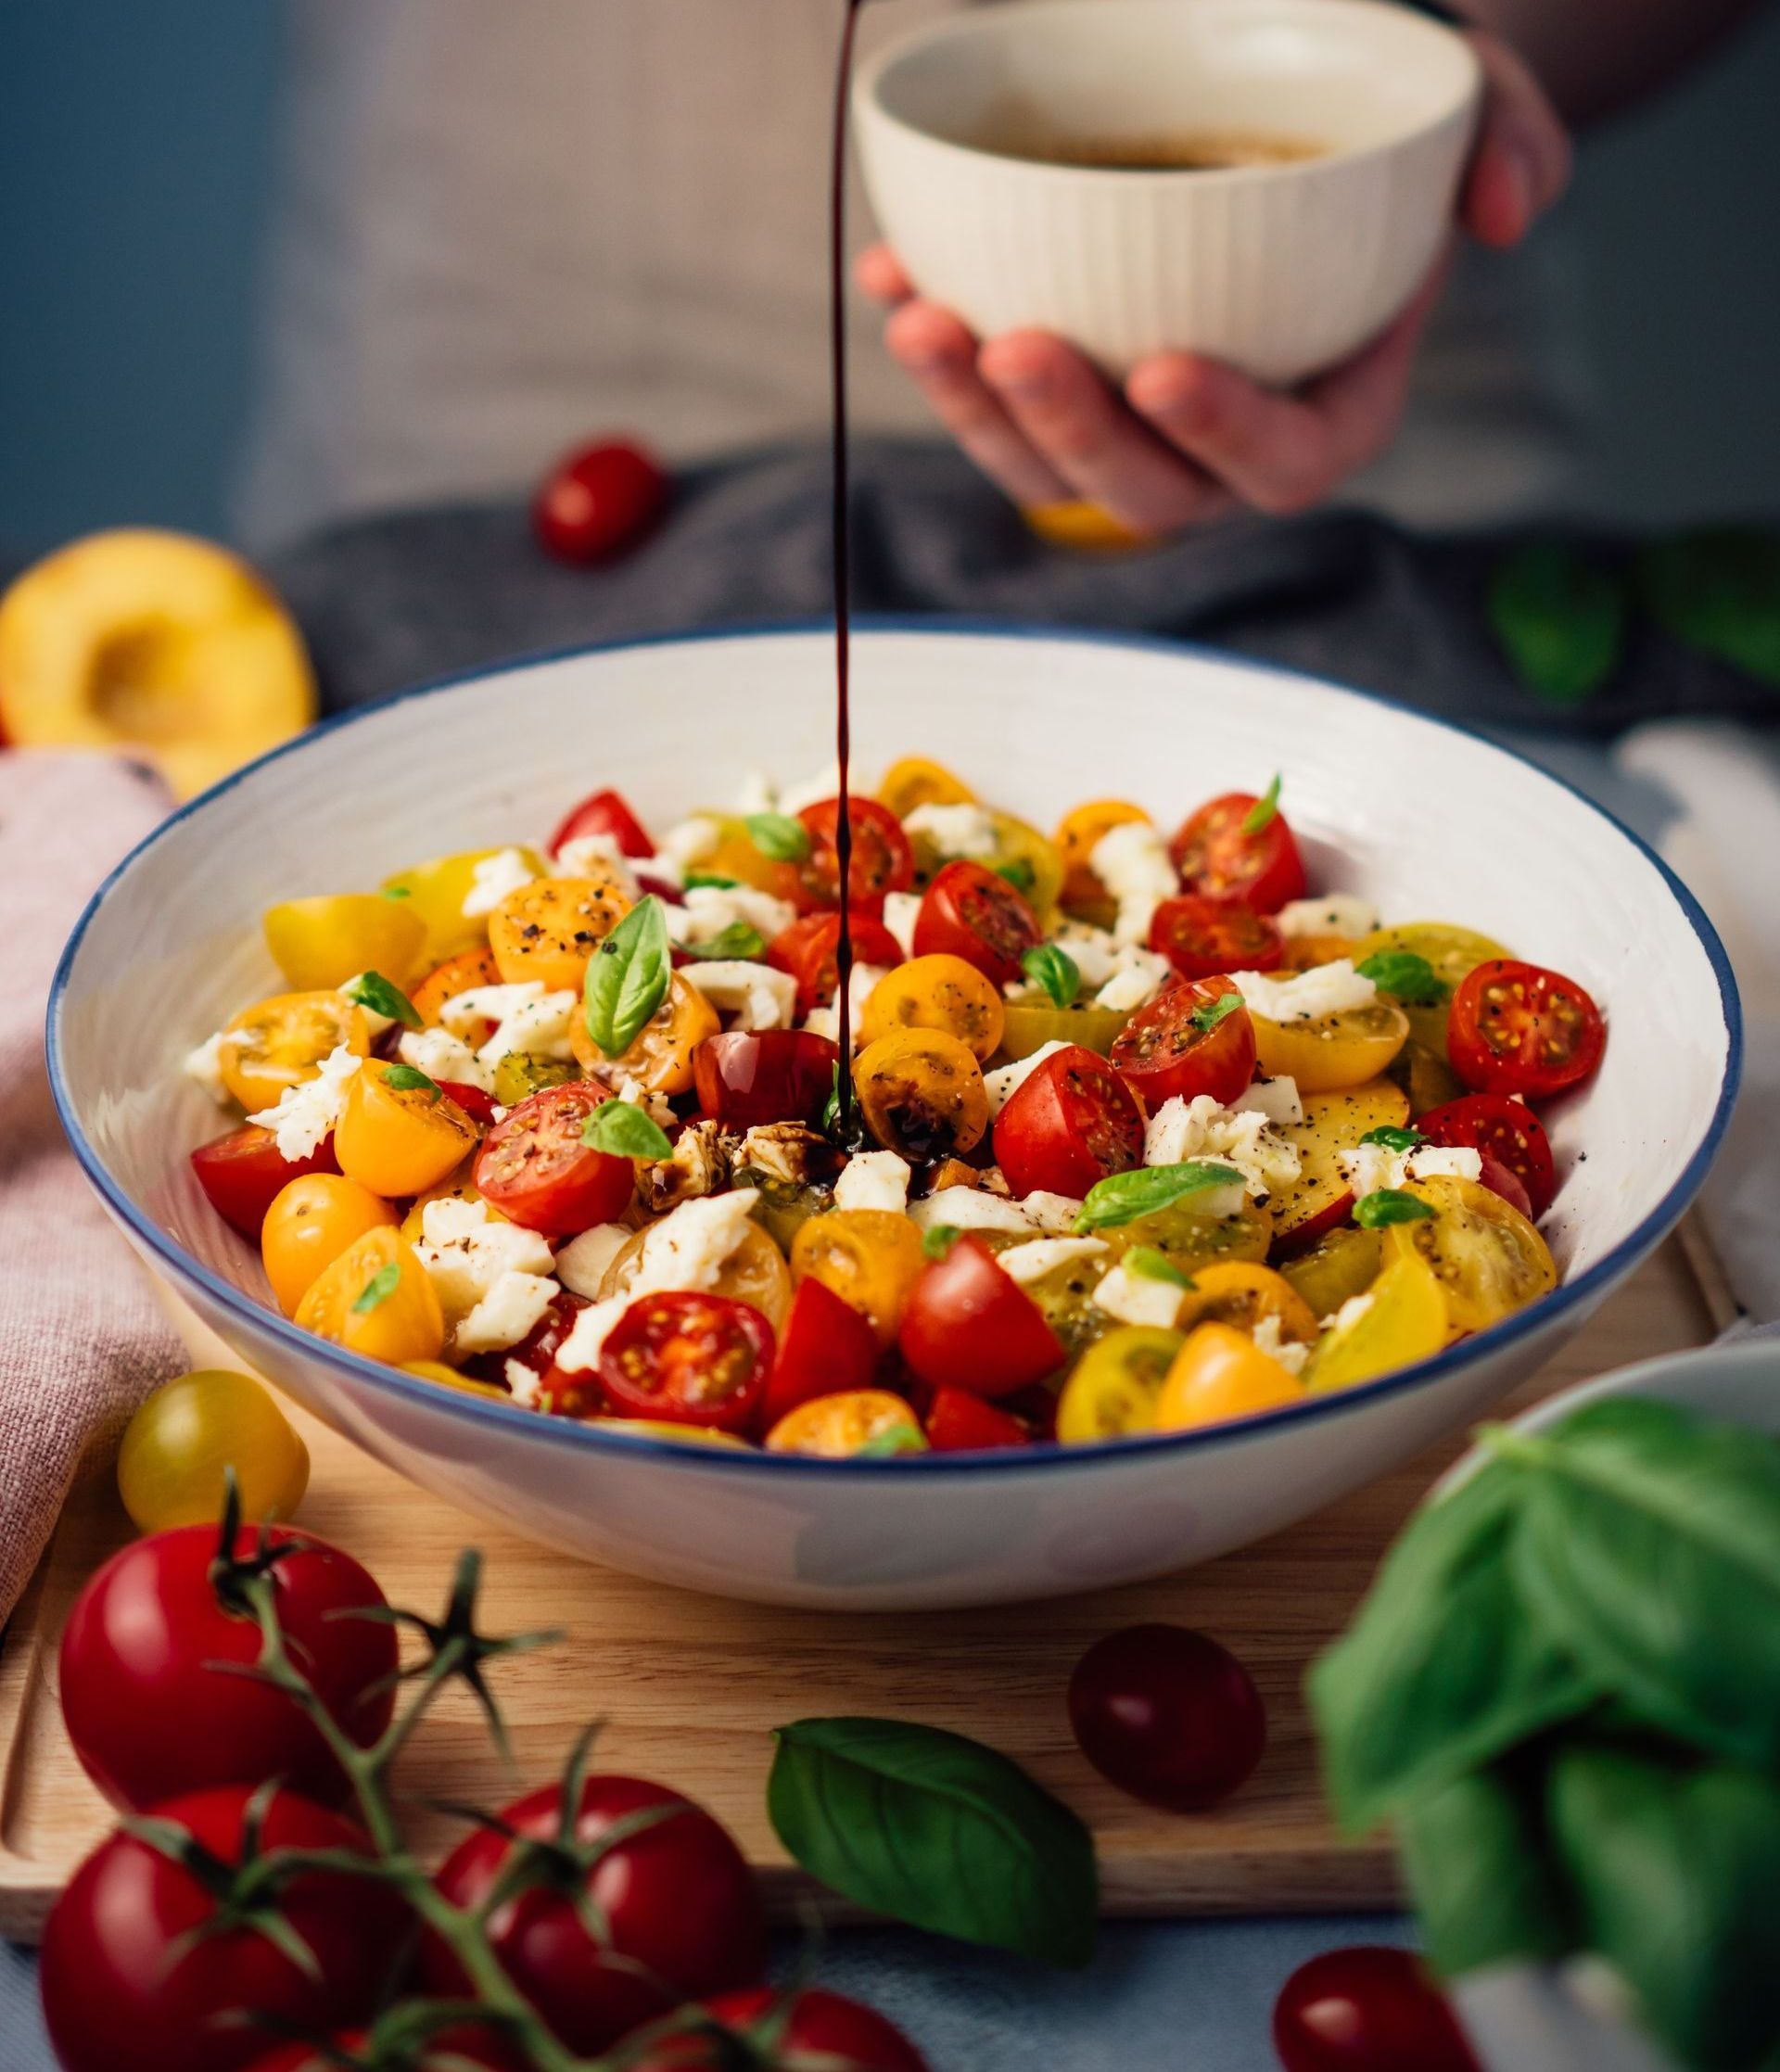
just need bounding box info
[1049,920,1121,987]
[777,762,845,816]
[184,1032,233,1106]
[1338,1141,1484,1198]
[439,981,542,1049]
[1233,1075,1304,1127]
[903,802,998,858]
[1252,1314,1311,1378]
[680,883,797,944]
[413,1197,556,1319]
[1232,960,1377,1024]
[477,990,579,1071]
[883,891,922,960]
[553,1223,634,1299]
[682,960,797,1031]
[1090,820,1177,945]
[1143,1094,1302,1201]
[398,1025,494,1094]
[983,1041,1070,1118]
[1277,895,1380,941]
[801,962,887,1049]
[1328,1290,1377,1335]
[909,1188,1036,1237]
[998,1236,1107,1285]
[455,1271,559,1355]
[553,1191,762,1375]
[1095,949,1170,1013]
[834,1151,911,1214]
[248,1046,363,1160]
[614,1074,679,1128]
[1021,1190,1087,1233]
[655,816,723,879]
[461,847,537,919]
[1093,1261,1186,1330]
[553,833,642,902]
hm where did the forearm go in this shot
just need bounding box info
[1456,0,1769,122]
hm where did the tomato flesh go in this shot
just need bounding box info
[1069,1623,1266,1811]
[598,1291,776,1432]
[550,784,655,860]
[1150,894,1284,982]
[768,911,903,1016]
[912,858,1042,986]
[436,1077,498,1126]
[534,439,668,565]
[1446,960,1605,1100]
[898,1236,1065,1398]
[475,1080,636,1234]
[1168,792,1307,914]
[762,1274,882,1430]
[190,1125,339,1239]
[1418,1092,1557,1217]
[692,1028,841,1128]
[924,1384,1032,1452]
[1110,975,1256,1111]
[1273,1946,1480,2072]
[466,1289,593,1410]
[795,796,913,911]
[995,1044,1144,1199]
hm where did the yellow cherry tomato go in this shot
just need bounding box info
[790,1209,927,1346]
[1353,922,1512,1058]
[1252,999,1410,1094]
[401,1357,507,1400]
[998,993,1133,1061]
[1307,1252,1449,1393]
[488,874,631,992]
[380,847,541,963]
[333,1059,481,1198]
[294,1226,447,1367]
[766,1390,928,1458]
[1056,1325,1184,1444]
[690,815,807,900]
[1055,799,1150,917]
[595,1419,752,1450]
[1279,1226,1384,1324]
[1023,502,1151,553]
[878,756,975,819]
[600,1222,794,1332]
[261,893,426,993]
[1154,1323,1306,1432]
[262,1172,399,1316]
[493,1053,578,1107]
[1175,1262,1318,1345]
[117,1369,310,1532]
[412,946,502,1025]
[859,955,1006,1062]
[1096,1198,1273,1277]
[854,1029,989,1164]
[217,991,371,1112]
[1269,1078,1412,1247]
[571,971,719,1096]
[984,811,1064,921]
[1383,1176,1558,1338]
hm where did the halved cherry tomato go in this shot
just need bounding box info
[192,1125,340,1239]
[766,1391,928,1458]
[853,1028,990,1164]
[1056,800,1150,917]
[768,912,903,1017]
[412,945,502,1025]
[217,992,371,1113]
[1385,1174,1558,1337]
[1418,1093,1557,1218]
[693,1029,840,1128]
[438,1078,499,1126]
[1476,1156,1534,1218]
[999,993,1131,1061]
[489,875,631,991]
[1252,998,1410,1095]
[1175,1262,1318,1344]
[1447,960,1605,1100]
[761,1275,883,1430]
[1354,922,1509,1058]
[878,756,974,819]
[333,1059,479,1198]
[911,859,1042,986]
[604,1222,793,1332]
[1110,976,1255,1110]
[466,1290,595,1413]
[262,1174,399,1316]
[924,1385,1032,1452]
[571,971,719,1097]
[261,894,426,993]
[1279,1225,1383,1321]
[859,954,1006,1061]
[1154,1322,1304,1431]
[1055,1325,1184,1443]
[550,785,655,860]
[1150,896,1284,982]
[1309,1251,1450,1392]
[381,848,535,963]
[294,1227,447,1367]
[1269,1079,1412,1252]
[898,1236,1066,1398]
[795,797,914,912]
[1169,792,1307,914]
[597,1292,775,1433]
[791,1209,927,1346]
[995,1044,1144,1199]
[475,1081,636,1234]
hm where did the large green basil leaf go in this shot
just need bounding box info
[582,895,671,1059]
[1487,541,1628,706]
[1641,527,1780,687]
[768,1716,1097,1967]
[1397,1762,1571,1980]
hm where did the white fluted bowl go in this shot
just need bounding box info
[50,625,1737,1609]
[856,0,1481,387]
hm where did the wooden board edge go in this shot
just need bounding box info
[0,1551,61,1942]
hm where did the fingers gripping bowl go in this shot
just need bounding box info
[51,628,1737,1608]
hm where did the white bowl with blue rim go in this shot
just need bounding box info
[48,625,1740,1610]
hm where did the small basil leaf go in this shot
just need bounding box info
[995,858,1037,895]
[768,1717,1098,1966]
[683,871,742,891]
[583,896,672,1059]
[351,1262,402,1315]
[1640,526,1780,686]
[1125,1245,1191,1289]
[341,970,422,1029]
[1355,951,1449,1008]
[1240,774,1282,835]
[745,812,811,863]
[1360,1125,1426,1153]
[821,1062,843,1136]
[1189,992,1244,1036]
[580,1100,673,1162]
[922,1225,961,1261]
[380,884,413,900]
[679,922,767,963]
[854,1425,927,1458]
[1022,943,1081,1010]
[1398,1762,1571,1980]
[1354,1189,1435,1229]
[1074,1163,1243,1234]
[381,1062,442,1101]
[1487,540,1628,705]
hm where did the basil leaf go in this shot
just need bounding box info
[352,1262,401,1315]
[1487,541,1628,706]
[1189,992,1243,1036]
[1355,951,1448,1008]
[1125,1245,1191,1289]
[1240,774,1282,835]
[583,896,672,1059]
[855,1425,927,1458]
[821,1062,843,1136]
[341,970,422,1029]
[922,1225,961,1261]
[381,1063,441,1100]
[1360,1125,1425,1152]
[580,1100,673,1162]
[745,812,811,863]
[380,884,413,900]
[1022,943,1080,1010]
[683,871,741,891]
[1074,1163,1243,1233]
[1398,1763,1571,1980]
[679,922,767,963]
[1354,1189,1435,1229]
[1640,526,1780,687]
[995,858,1037,895]
[768,1717,1098,1966]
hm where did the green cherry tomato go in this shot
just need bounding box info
[117,1369,311,1533]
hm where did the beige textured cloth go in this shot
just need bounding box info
[0,752,184,1619]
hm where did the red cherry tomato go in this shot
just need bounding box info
[768,911,905,1017]
[41,1786,406,2072]
[598,1291,777,1432]
[924,1384,1032,1452]
[550,784,655,860]
[190,1125,340,1239]
[912,858,1042,986]
[629,1988,930,2072]
[693,1028,841,1128]
[59,1522,396,1813]
[246,2030,522,2072]
[427,1773,767,2056]
[436,1078,498,1126]
[762,1274,882,1430]
[1150,894,1284,982]
[1169,791,1307,914]
[1418,1094,1557,1218]
[1476,1154,1534,1218]
[1111,976,1256,1111]
[795,797,914,912]
[898,1236,1065,1399]
[1273,1947,1480,2072]
[1069,1624,1266,1812]
[534,439,668,566]
[994,1044,1145,1200]
[475,1081,635,1235]
[1447,960,1605,1100]
[465,1288,593,1408]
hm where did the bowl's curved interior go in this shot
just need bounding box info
[53,625,1735,1466]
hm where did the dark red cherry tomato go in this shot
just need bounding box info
[59,1522,396,1813]
[912,858,1042,986]
[693,1029,841,1128]
[598,1291,776,1432]
[465,1288,594,1410]
[1069,1624,1266,1812]
[550,784,655,860]
[1273,1947,1480,2072]
[190,1125,339,1239]
[924,1384,1032,1453]
[794,797,914,912]
[762,1274,882,1430]
[1447,960,1605,1100]
[995,1044,1144,1200]
[898,1236,1065,1399]
[475,1081,635,1235]
[1169,791,1307,914]
[534,439,669,566]
[628,1988,930,2072]
[427,1774,767,2056]
[1111,975,1256,1110]
[436,1078,498,1126]
[41,1786,406,2072]
[1418,1093,1556,1218]
[768,911,904,1017]
[1476,1154,1533,1218]
[244,2029,522,2072]
[1150,894,1284,982]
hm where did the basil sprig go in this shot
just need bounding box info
[1074,1163,1242,1233]
[1360,1125,1426,1153]
[1487,540,1628,706]
[683,871,742,891]
[352,1262,402,1315]
[995,858,1037,895]
[1240,774,1282,835]
[381,1062,441,1101]
[679,922,767,963]
[583,896,671,1059]
[744,812,810,863]
[854,1424,928,1458]
[1189,991,1244,1036]
[768,1717,1097,1966]
[1354,1189,1435,1229]
[1356,951,1448,1008]
[1640,526,1780,687]
[922,1225,961,1261]
[342,970,422,1029]
[1125,1245,1192,1289]
[1022,943,1080,1010]
[580,1100,673,1162]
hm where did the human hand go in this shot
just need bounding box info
[858,31,1571,535]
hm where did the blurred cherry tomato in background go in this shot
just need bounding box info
[117,1368,310,1532]
[627,1988,930,2071]
[1069,1623,1266,1811]
[534,438,669,565]
[1273,1946,1480,2072]
[550,784,656,859]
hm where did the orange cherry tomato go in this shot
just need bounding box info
[333,1061,480,1199]
[878,757,975,820]
[1174,1263,1317,1344]
[858,954,1006,1062]
[790,1210,927,1347]
[1153,1323,1304,1432]
[766,1390,927,1458]
[1056,799,1150,915]
[412,947,502,1026]
[217,992,371,1113]
[852,1029,990,1164]
[293,1227,446,1367]
[570,971,719,1097]
[261,1174,398,1316]
[488,875,631,991]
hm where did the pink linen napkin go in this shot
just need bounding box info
[0,750,184,1619]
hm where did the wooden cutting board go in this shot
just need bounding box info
[0,1229,1732,1942]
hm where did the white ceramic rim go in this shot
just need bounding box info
[46,617,1743,1482]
